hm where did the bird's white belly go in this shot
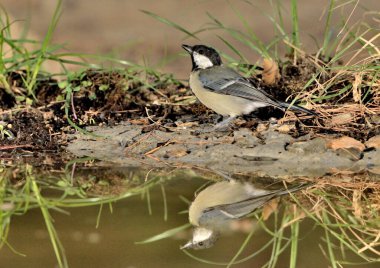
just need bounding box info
[189,72,264,116]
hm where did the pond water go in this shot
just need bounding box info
[0,161,379,268]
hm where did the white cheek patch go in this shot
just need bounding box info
[193,228,213,243]
[193,52,213,69]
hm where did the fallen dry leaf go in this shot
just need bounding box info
[262,58,280,85]
[327,136,365,152]
[262,198,279,220]
[365,135,380,149]
[129,118,149,125]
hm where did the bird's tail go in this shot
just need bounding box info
[278,101,317,116]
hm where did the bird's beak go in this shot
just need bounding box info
[182,44,193,54]
[180,241,193,250]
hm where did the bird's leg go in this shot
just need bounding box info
[213,116,235,131]
[191,116,234,135]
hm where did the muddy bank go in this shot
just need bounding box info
[66,121,380,177]
[1,67,379,176]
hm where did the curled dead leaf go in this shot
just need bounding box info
[262,58,280,85]
[327,136,365,152]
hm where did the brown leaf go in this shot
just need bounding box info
[262,198,279,221]
[365,135,380,149]
[262,58,280,85]
[327,136,365,152]
[129,118,149,125]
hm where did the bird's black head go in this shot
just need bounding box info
[182,44,222,70]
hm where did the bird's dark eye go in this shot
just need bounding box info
[198,49,204,55]
[198,242,204,246]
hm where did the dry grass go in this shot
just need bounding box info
[294,174,380,263]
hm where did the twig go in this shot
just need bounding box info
[0,144,34,150]
[71,92,78,120]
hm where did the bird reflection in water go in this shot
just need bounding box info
[181,178,313,250]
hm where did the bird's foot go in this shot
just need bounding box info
[212,116,235,132]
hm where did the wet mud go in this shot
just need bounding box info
[66,122,380,177]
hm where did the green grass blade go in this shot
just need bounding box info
[26,0,63,97]
[291,0,300,54]
[135,223,191,244]
[218,35,247,62]
[321,0,335,59]
[289,220,300,268]
[31,177,68,268]
[141,10,199,40]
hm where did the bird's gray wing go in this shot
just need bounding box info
[203,194,276,221]
[199,66,280,107]
[199,183,311,224]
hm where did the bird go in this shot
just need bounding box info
[181,179,312,250]
[182,44,316,129]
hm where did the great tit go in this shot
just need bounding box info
[182,44,316,128]
[181,180,312,250]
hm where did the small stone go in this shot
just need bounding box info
[233,129,259,147]
[287,137,327,154]
[262,129,293,144]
